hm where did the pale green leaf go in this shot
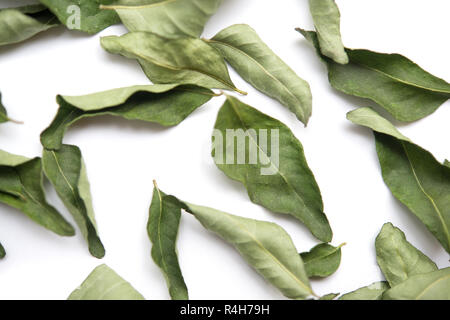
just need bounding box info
[339,282,390,300]
[319,293,339,300]
[300,243,344,278]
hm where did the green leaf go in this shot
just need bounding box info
[68,264,145,300]
[339,282,390,300]
[182,201,314,300]
[298,29,450,122]
[148,182,188,300]
[300,243,344,278]
[42,145,105,258]
[445,160,450,168]
[308,0,348,64]
[376,223,437,287]
[0,92,9,124]
[101,32,245,94]
[40,0,119,34]
[0,242,5,259]
[383,268,450,300]
[205,24,312,125]
[0,5,59,47]
[0,150,75,237]
[101,0,222,38]
[348,107,450,253]
[319,293,339,300]
[40,84,215,150]
[213,96,332,242]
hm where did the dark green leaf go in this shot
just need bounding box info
[40,84,215,150]
[300,243,344,278]
[68,264,145,300]
[0,242,5,259]
[445,160,450,168]
[298,29,450,122]
[348,107,450,253]
[42,145,105,258]
[101,32,245,94]
[206,24,312,125]
[339,282,390,300]
[0,92,9,124]
[213,96,332,242]
[376,223,437,287]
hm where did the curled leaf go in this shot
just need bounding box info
[339,282,390,300]
[300,243,344,278]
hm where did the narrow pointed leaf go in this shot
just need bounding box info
[348,107,450,253]
[42,145,105,258]
[68,264,145,300]
[308,0,348,64]
[101,0,222,38]
[339,282,390,300]
[298,29,450,122]
[300,243,344,278]
[40,84,214,150]
[0,5,59,47]
[148,183,188,300]
[383,268,450,300]
[213,96,332,242]
[0,242,5,259]
[0,150,74,236]
[40,0,119,34]
[376,223,437,287]
[101,32,244,94]
[206,24,312,125]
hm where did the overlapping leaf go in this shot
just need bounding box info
[300,243,344,278]
[339,282,390,300]
[206,24,312,125]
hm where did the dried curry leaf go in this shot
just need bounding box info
[40,84,214,150]
[213,96,332,242]
[206,24,312,125]
[0,242,5,259]
[298,29,450,122]
[300,243,344,278]
[68,264,145,300]
[348,107,450,253]
[42,145,105,258]
[319,293,339,300]
[339,282,390,300]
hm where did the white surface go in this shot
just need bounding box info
[0,0,449,300]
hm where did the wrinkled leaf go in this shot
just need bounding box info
[0,150,74,236]
[101,0,222,38]
[40,84,215,150]
[101,32,245,94]
[0,5,59,47]
[0,242,5,259]
[308,0,348,64]
[42,145,105,258]
[383,268,450,300]
[319,293,339,300]
[40,0,119,34]
[348,107,450,253]
[298,29,450,122]
[148,182,188,300]
[68,264,145,300]
[206,24,312,125]
[213,96,332,242]
[376,223,437,287]
[339,282,390,300]
[300,243,344,278]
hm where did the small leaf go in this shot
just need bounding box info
[383,268,450,300]
[298,29,450,122]
[40,84,215,150]
[101,32,245,94]
[308,0,348,64]
[339,282,390,300]
[68,264,145,300]
[213,96,332,242]
[0,242,5,259]
[348,107,450,253]
[206,24,312,125]
[42,145,105,258]
[376,223,437,287]
[300,243,344,278]
[319,293,339,300]
[0,5,59,47]
[101,0,222,38]
[40,0,119,34]
[148,182,188,300]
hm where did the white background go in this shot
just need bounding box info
[0,0,449,300]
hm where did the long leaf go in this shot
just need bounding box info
[298,29,450,122]
[213,96,332,242]
[101,32,245,94]
[339,282,389,300]
[68,264,145,300]
[376,223,437,287]
[300,243,344,278]
[42,145,105,258]
[206,24,312,125]
[40,84,215,150]
[101,0,222,38]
